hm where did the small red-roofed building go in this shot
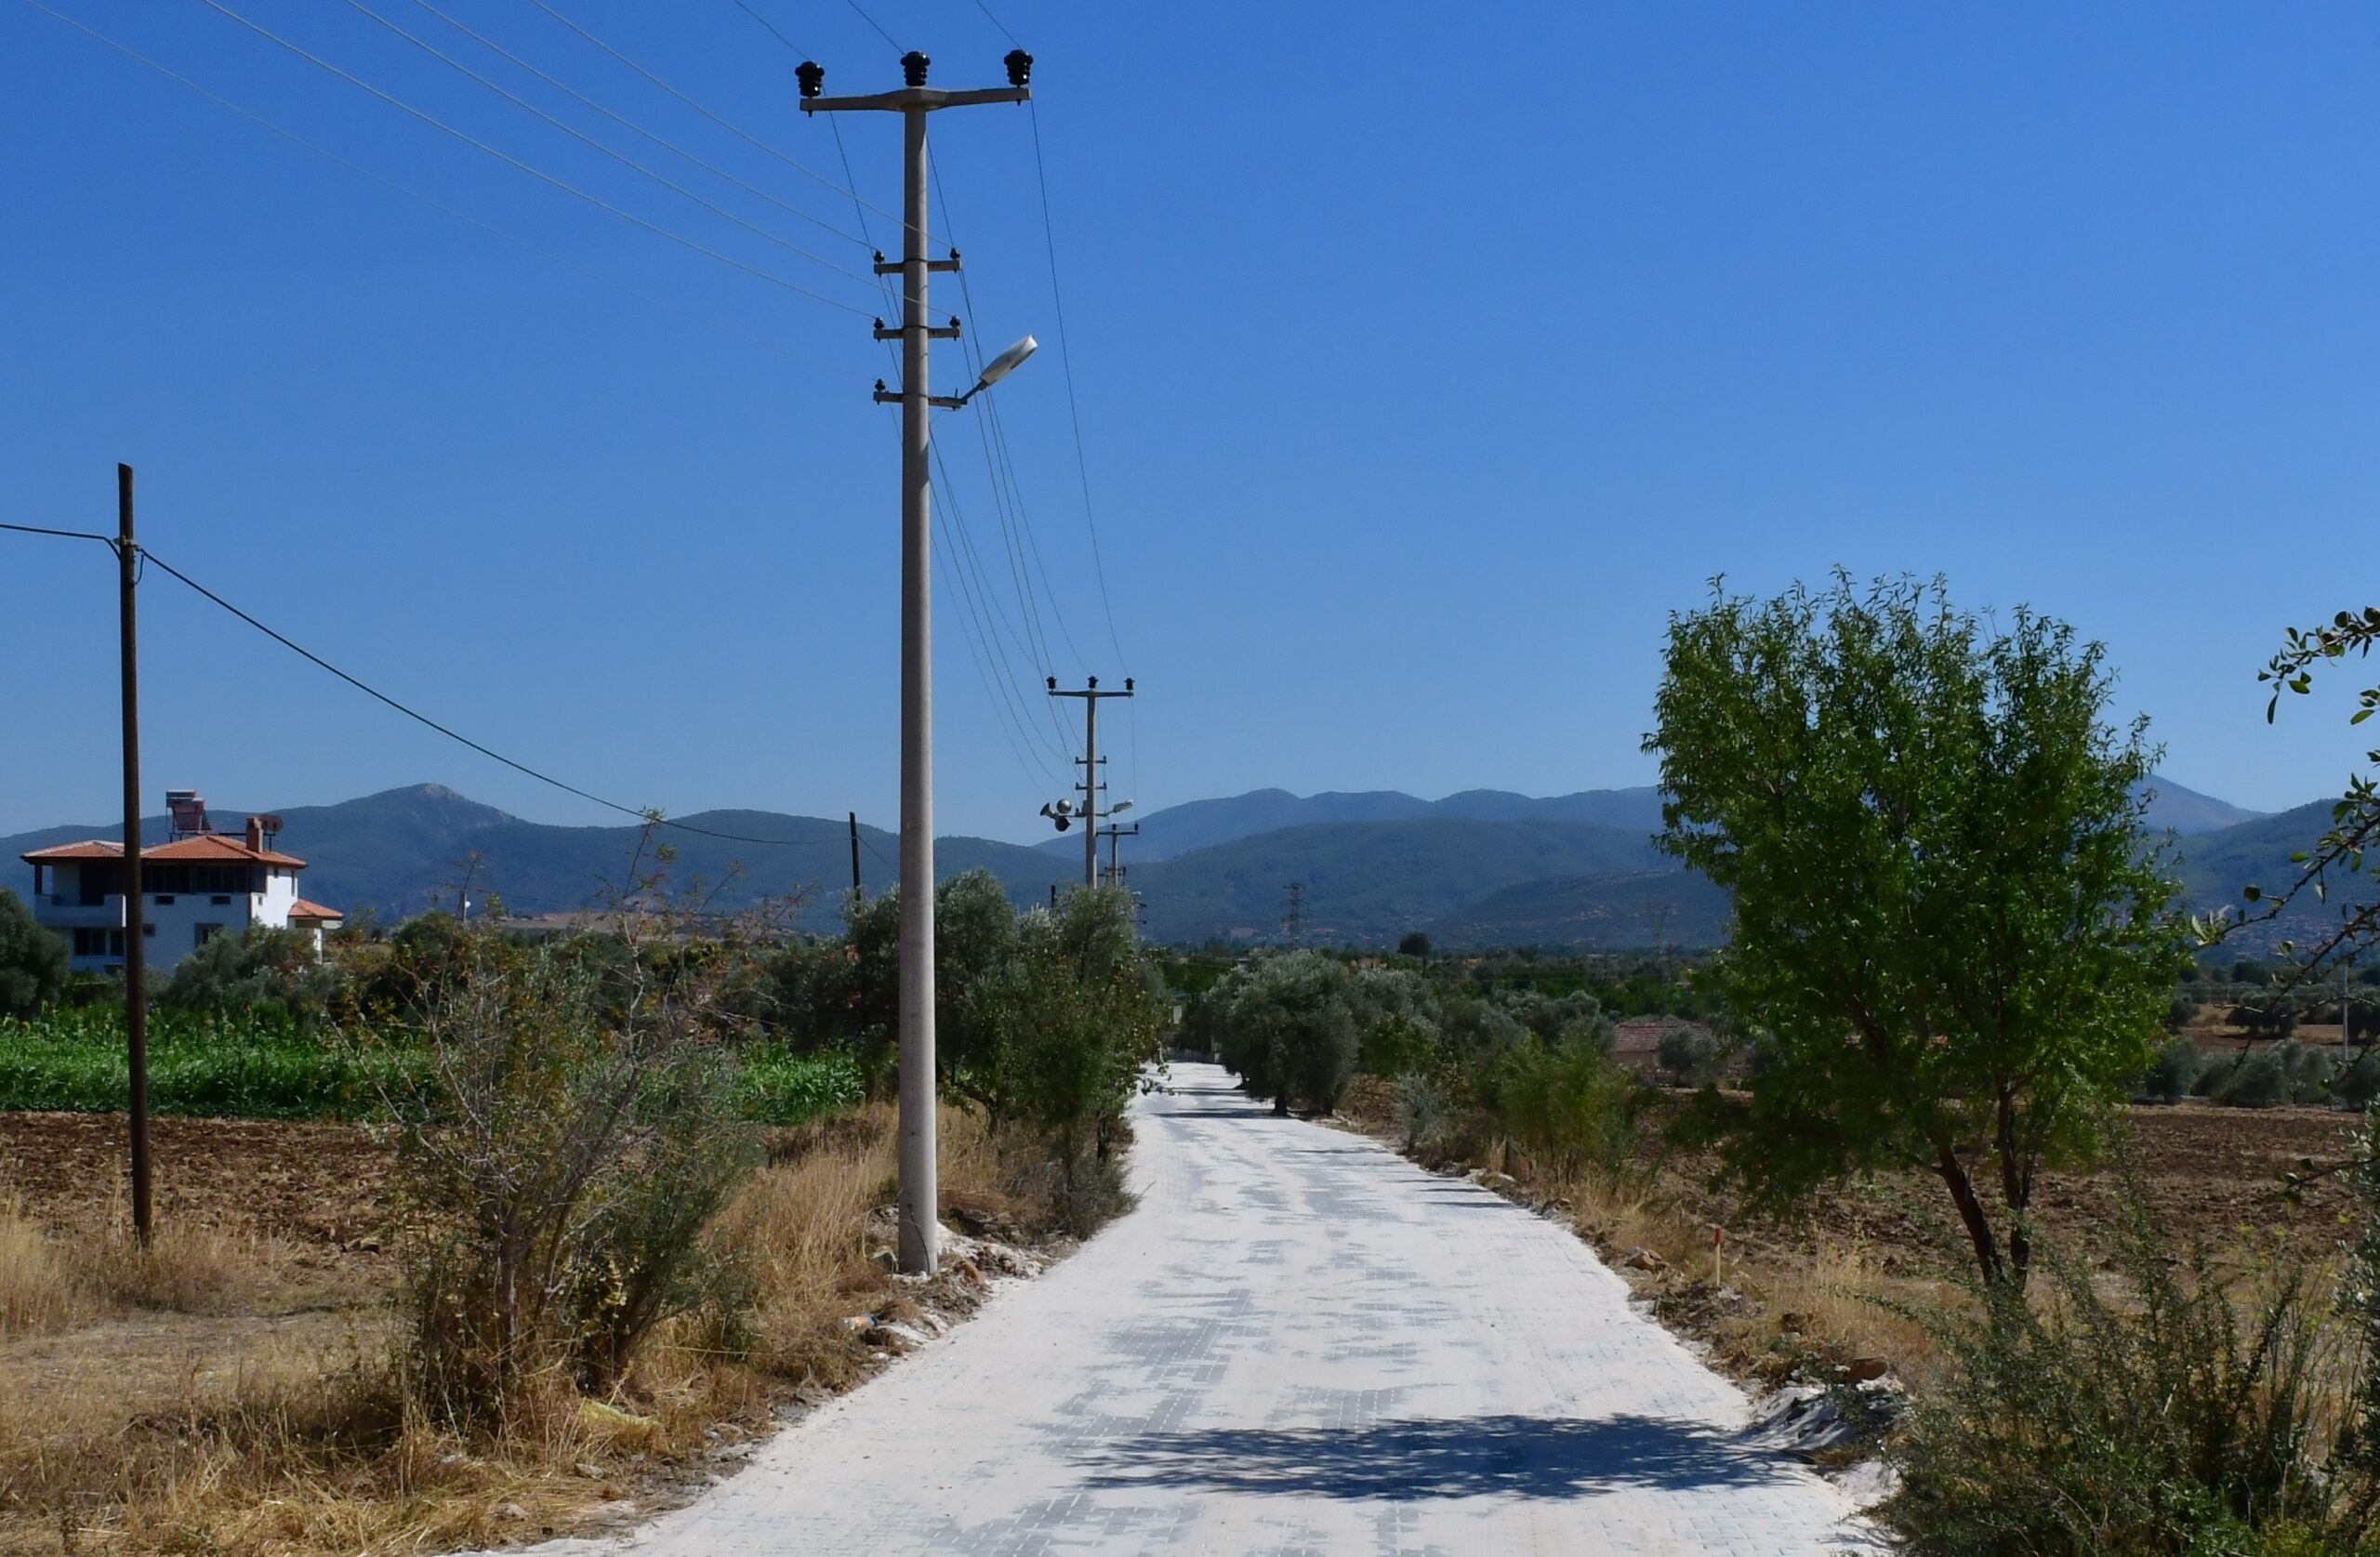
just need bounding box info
[20,790,344,974]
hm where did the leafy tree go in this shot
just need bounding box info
[161,923,345,1027]
[1397,930,1432,959]
[1646,574,2186,1288]
[1219,951,1359,1115]
[0,888,69,1018]
[980,886,1163,1219]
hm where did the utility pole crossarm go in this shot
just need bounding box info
[803,86,1028,113]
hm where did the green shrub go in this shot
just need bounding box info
[1393,1070,1455,1157]
[1654,1024,1724,1088]
[980,886,1164,1230]
[1494,1035,1635,1181]
[1880,1212,2359,1555]
[2341,1051,2380,1111]
[2136,1036,2206,1103]
[388,919,757,1424]
[161,925,345,1027]
[0,889,69,1019]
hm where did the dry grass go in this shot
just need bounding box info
[0,1196,75,1339]
[0,1102,1076,1557]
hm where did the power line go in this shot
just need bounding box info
[841,0,903,52]
[968,0,1022,47]
[133,547,836,851]
[823,107,1072,785]
[1027,99,1130,669]
[22,0,797,355]
[335,0,878,289]
[542,0,903,228]
[402,0,870,252]
[0,519,112,544]
[192,0,876,315]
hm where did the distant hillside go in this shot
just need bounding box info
[1,785,1077,929]
[2142,775,2267,837]
[3,774,2317,954]
[2173,798,2364,955]
[1426,870,1733,952]
[1127,817,1670,946]
[1063,785,1670,862]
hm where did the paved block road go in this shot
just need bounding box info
[508,1064,1876,1555]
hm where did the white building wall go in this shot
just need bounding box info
[30,859,314,975]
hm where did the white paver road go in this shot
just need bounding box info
[505,1063,1875,1555]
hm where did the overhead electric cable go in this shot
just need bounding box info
[967,0,1021,47]
[22,0,796,352]
[0,519,112,544]
[137,548,836,850]
[192,0,874,315]
[931,155,1073,688]
[539,0,902,227]
[840,0,903,52]
[334,0,878,288]
[402,0,870,251]
[1026,100,1130,668]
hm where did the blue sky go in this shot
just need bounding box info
[4,1,2377,843]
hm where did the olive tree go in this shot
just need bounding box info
[1646,574,2186,1288]
[0,889,69,1018]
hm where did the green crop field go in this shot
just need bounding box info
[0,1010,864,1127]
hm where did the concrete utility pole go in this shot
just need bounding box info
[1048,677,1134,887]
[1098,820,1138,887]
[803,47,1032,1277]
[848,811,863,899]
[116,464,152,1246]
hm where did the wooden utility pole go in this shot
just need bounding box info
[849,811,863,898]
[116,463,152,1245]
[803,47,1033,1278]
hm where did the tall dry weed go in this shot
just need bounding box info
[0,1195,76,1337]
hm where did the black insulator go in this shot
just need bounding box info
[795,60,825,99]
[1003,48,1033,87]
[901,50,930,86]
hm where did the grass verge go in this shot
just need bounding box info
[0,1102,1097,1556]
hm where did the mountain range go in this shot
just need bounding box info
[0,774,2337,952]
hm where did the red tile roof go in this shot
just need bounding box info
[286,899,343,923]
[21,836,306,867]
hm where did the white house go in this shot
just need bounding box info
[20,790,344,975]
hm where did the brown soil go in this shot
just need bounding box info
[0,1113,393,1248]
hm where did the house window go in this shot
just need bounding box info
[72,929,128,958]
[155,894,175,904]
[210,895,231,906]
[195,923,225,948]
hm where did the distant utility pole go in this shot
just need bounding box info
[848,811,863,899]
[116,463,152,1246]
[1284,880,1306,948]
[1098,821,1138,887]
[1048,677,1135,887]
[802,46,1033,1278]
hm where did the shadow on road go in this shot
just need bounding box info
[1082,1413,1792,1500]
